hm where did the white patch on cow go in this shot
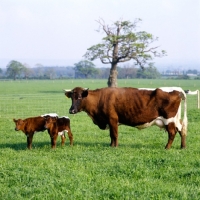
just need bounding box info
[58,130,68,136]
[41,113,58,117]
[135,111,182,131]
[159,87,184,93]
[59,116,69,119]
[138,88,155,91]
[135,118,164,130]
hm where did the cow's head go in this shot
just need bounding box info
[13,119,24,131]
[64,87,89,114]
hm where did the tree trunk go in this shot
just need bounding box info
[107,64,118,87]
[107,39,118,87]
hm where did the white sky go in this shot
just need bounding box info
[0,0,200,69]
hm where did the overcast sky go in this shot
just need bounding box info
[0,0,200,69]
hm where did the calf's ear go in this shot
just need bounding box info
[52,117,57,122]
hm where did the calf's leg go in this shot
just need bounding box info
[61,134,66,146]
[67,129,73,146]
[50,134,58,149]
[27,134,33,149]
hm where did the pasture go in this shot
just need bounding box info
[1,79,200,199]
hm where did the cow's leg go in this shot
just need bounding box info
[109,118,119,147]
[177,119,186,149]
[27,134,33,149]
[178,131,186,149]
[66,129,73,146]
[165,123,177,149]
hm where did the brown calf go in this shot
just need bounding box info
[13,113,58,149]
[44,116,73,148]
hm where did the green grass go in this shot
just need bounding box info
[1,79,200,199]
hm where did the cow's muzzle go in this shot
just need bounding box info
[15,128,19,131]
[69,109,77,114]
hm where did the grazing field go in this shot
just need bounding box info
[1,79,200,199]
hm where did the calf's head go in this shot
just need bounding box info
[64,87,89,114]
[13,119,24,131]
[44,117,57,129]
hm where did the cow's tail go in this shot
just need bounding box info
[181,91,188,136]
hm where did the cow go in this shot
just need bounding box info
[44,116,73,148]
[13,113,58,149]
[64,87,187,149]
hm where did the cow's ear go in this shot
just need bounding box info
[82,88,89,98]
[64,90,72,98]
[13,119,16,122]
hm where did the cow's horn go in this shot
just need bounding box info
[63,89,71,92]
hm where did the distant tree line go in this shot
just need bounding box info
[0,60,199,80]
[1,60,75,80]
[0,60,162,80]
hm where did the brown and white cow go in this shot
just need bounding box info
[13,113,58,149]
[44,116,73,148]
[64,87,187,149]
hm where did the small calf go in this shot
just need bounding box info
[44,116,73,148]
[13,113,58,149]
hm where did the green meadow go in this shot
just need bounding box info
[1,79,200,199]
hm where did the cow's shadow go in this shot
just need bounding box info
[0,140,177,150]
[0,141,52,150]
[74,140,181,150]
[71,141,165,149]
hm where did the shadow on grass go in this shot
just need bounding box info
[74,140,183,150]
[0,140,180,150]
[72,140,168,149]
[0,141,52,151]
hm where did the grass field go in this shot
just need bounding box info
[1,79,200,199]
